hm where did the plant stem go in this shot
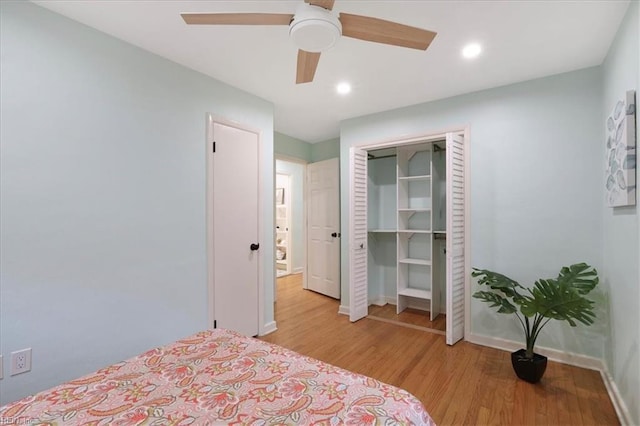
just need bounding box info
[524,316,534,358]
[531,317,552,351]
[526,314,547,358]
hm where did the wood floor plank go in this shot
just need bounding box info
[262,274,619,425]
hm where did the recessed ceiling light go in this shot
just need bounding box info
[462,43,482,59]
[336,82,351,95]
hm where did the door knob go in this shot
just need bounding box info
[250,243,260,251]
[331,232,337,237]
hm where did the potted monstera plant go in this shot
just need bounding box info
[472,263,599,383]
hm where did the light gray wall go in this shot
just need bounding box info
[601,1,639,423]
[276,160,305,273]
[0,1,274,404]
[275,131,312,163]
[311,138,340,162]
[340,67,605,358]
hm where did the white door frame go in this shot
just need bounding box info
[275,155,308,289]
[206,113,264,334]
[347,126,471,341]
[275,172,292,277]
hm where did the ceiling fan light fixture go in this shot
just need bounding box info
[289,5,342,52]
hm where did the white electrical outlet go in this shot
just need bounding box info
[10,348,31,376]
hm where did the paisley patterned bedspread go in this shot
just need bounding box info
[1,329,434,425]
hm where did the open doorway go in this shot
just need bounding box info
[275,157,307,300]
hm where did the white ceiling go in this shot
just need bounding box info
[34,0,630,143]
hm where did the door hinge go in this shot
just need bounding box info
[212,141,216,153]
[214,320,217,329]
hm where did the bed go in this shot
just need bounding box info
[1,329,434,425]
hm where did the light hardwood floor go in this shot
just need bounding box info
[368,303,447,334]
[261,274,618,426]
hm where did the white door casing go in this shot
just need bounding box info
[349,148,368,321]
[307,158,340,299]
[207,117,260,337]
[446,132,466,345]
[275,173,292,277]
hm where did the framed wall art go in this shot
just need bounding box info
[606,90,636,207]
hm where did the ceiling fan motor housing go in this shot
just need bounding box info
[289,5,342,52]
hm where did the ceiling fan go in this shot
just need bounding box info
[181,0,437,84]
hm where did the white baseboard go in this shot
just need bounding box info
[260,321,277,336]
[369,297,390,306]
[338,305,350,316]
[466,333,604,371]
[600,368,633,425]
[293,267,304,274]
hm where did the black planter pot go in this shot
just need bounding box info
[511,349,548,383]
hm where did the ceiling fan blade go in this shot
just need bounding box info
[305,0,335,10]
[339,13,436,50]
[296,50,321,84]
[181,13,293,25]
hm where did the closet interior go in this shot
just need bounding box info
[367,141,448,324]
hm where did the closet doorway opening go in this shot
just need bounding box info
[348,130,470,345]
[275,157,307,301]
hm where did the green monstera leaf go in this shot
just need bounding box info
[522,278,596,327]
[557,262,599,295]
[471,268,528,304]
[472,290,517,314]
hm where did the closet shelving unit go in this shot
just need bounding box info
[396,144,441,321]
[365,141,449,322]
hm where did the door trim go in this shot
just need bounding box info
[346,126,471,341]
[206,113,264,334]
[275,172,292,277]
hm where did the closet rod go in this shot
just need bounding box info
[367,154,397,160]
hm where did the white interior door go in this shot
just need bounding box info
[349,148,368,321]
[307,158,340,299]
[446,133,466,345]
[208,120,259,337]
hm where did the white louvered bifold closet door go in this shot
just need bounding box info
[349,148,368,321]
[446,133,466,345]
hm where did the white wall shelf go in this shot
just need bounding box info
[398,258,432,265]
[398,175,431,182]
[398,287,431,299]
[397,208,431,212]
